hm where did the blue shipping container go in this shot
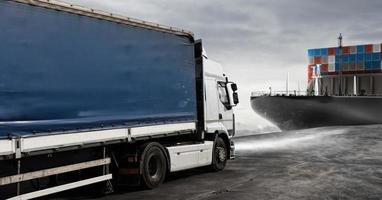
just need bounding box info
[308,49,315,57]
[335,63,340,71]
[314,49,321,56]
[365,54,372,61]
[320,48,328,56]
[372,61,380,69]
[335,48,341,55]
[365,61,373,70]
[356,54,364,62]
[357,45,365,54]
[335,56,341,63]
[342,55,349,63]
[349,54,356,62]
[372,53,381,61]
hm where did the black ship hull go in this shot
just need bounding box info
[251,96,382,130]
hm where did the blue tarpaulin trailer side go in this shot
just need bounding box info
[0,0,197,137]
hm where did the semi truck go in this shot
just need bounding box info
[0,0,239,199]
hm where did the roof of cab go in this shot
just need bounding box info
[12,0,194,39]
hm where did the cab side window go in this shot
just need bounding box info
[218,82,230,107]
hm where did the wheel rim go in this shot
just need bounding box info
[216,146,226,163]
[148,155,161,179]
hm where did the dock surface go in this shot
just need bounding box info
[55,125,382,199]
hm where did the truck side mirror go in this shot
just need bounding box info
[233,92,239,105]
[231,83,238,92]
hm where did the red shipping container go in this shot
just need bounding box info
[342,46,350,54]
[314,56,321,64]
[321,64,328,72]
[307,65,313,81]
[365,44,373,53]
[328,47,335,55]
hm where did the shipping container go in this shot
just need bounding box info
[365,53,372,61]
[365,44,373,53]
[365,61,373,70]
[357,45,365,54]
[335,63,340,71]
[349,62,356,71]
[307,43,382,77]
[341,63,349,71]
[356,54,364,62]
[373,44,381,53]
[321,64,328,72]
[308,65,313,81]
[335,47,341,55]
[349,46,357,54]
[314,56,321,64]
[335,56,341,63]
[372,61,380,69]
[342,46,350,54]
[372,53,380,61]
[342,55,349,63]
[321,56,328,64]
[314,49,321,56]
[356,62,364,71]
[328,55,335,63]
[328,47,335,55]
[329,63,335,72]
[320,48,328,56]
[309,56,314,64]
[308,49,314,57]
[349,54,356,62]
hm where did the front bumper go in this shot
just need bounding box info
[229,140,235,160]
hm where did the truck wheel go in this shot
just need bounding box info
[141,143,167,189]
[210,137,227,171]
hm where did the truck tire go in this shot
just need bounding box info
[141,143,167,189]
[210,137,227,171]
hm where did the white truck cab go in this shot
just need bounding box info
[202,49,239,160]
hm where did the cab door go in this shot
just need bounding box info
[217,82,234,132]
[204,77,220,123]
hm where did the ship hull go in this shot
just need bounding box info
[251,96,382,130]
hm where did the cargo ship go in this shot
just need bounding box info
[251,35,382,130]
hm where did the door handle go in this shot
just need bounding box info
[219,113,223,119]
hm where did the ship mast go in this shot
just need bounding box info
[338,33,343,47]
[338,33,343,96]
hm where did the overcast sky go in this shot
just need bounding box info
[64,0,382,131]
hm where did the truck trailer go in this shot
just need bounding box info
[0,0,239,199]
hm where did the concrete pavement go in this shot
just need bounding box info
[58,124,382,200]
